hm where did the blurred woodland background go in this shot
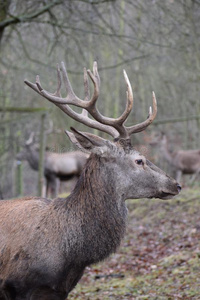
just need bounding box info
[0,0,200,199]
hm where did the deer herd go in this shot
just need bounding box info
[0,60,197,299]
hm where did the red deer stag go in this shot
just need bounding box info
[152,133,200,182]
[0,62,181,300]
[16,132,88,197]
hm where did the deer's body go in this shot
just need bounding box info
[0,62,181,299]
[0,149,179,300]
[17,144,88,197]
[158,135,200,181]
[169,149,200,174]
[45,151,87,176]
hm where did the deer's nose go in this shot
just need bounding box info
[177,184,181,193]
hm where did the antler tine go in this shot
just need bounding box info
[86,61,100,108]
[126,91,157,135]
[24,77,42,96]
[81,109,88,117]
[26,132,35,145]
[60,61,73,95]
[54,64,62,97]
[84,67,90,101]
[81,69,89,117]
[115,70,133,125]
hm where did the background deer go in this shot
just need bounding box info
[16,132,88,197]
[0,62,181,300]
[152,133,200,182]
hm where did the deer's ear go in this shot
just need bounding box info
[65,127,109,154]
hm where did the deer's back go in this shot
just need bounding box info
[45,151,88,175]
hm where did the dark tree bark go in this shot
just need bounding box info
[0,0,11,43]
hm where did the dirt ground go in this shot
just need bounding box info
[69,188,200,300]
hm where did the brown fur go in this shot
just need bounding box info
[17,144,88,197]
[0,154,126,299]
[0,133,180,299]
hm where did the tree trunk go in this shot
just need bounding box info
[0,0,11,44]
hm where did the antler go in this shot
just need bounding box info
[24,62,157,140]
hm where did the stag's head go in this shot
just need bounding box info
[24,62,181,200]
[16,132,35,161]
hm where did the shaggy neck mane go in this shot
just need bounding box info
[73,153,114,201]
[59,153,127,264]
[69,152,128,217]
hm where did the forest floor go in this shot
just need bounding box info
[68,188,200,300]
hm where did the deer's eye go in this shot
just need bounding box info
[135,159,144,166]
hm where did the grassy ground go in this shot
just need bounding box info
[68,188,200,300]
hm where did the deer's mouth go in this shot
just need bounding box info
[160,191,178,200]
[159,184,181,200]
